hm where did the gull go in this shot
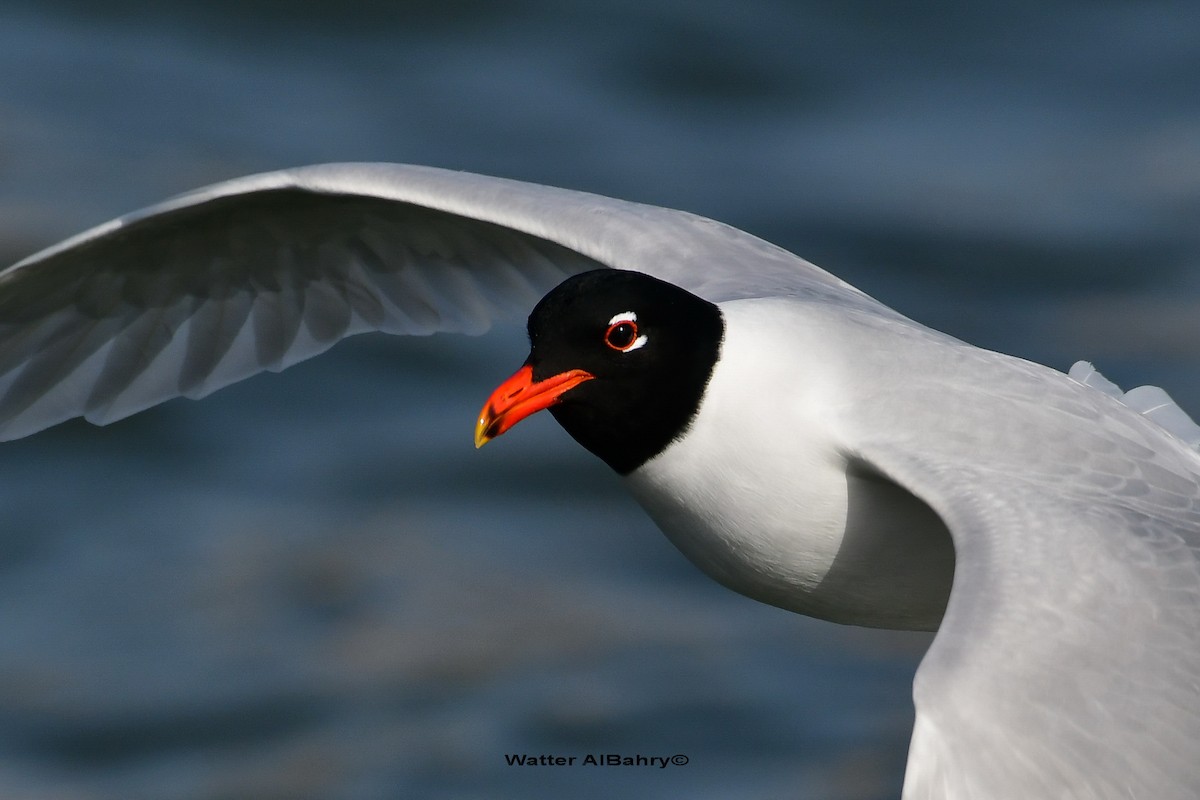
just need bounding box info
[1,163,1198,798]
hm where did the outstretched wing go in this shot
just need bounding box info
[841,322,1200,798]
[0,163,875,441]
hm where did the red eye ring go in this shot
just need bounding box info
[604,320,640,351]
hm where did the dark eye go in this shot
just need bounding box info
[604,320,641,351]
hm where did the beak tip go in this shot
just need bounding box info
[474,364,591,451]
[474,417,492,449]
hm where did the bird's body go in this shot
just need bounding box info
[627,296,956,631]
[3,163,1199,798]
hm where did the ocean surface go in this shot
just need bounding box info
[0,2,1198,798]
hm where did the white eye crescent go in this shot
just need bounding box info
[605,311,648,352]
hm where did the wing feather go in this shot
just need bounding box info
[250,277,307,372]
[2,163,878,440]
[180,288,256,397]
[85,300,193,414]
[840,322,1200,799]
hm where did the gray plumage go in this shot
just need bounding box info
[2,163,1197,798]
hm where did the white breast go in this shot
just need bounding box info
[624,298,954,630]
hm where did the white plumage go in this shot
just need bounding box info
[1,163,1197,798]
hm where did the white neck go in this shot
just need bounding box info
[625,299,953,631]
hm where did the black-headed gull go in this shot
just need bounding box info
[2,164,1198,798]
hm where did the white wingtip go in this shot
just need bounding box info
[1069,360,1200,451]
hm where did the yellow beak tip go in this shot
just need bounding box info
[474,418,493,449]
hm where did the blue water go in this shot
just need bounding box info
[0,2,1197,798]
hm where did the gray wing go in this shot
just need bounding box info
[841,322,1200,798]
[0,163,874,441]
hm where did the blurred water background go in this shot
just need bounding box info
[0,2,1198,798]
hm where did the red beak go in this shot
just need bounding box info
[475,364,594,448]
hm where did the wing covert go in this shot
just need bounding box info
[842,333,1200,798]
[0,163,877,441]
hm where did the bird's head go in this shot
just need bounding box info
[475,269,724,474]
